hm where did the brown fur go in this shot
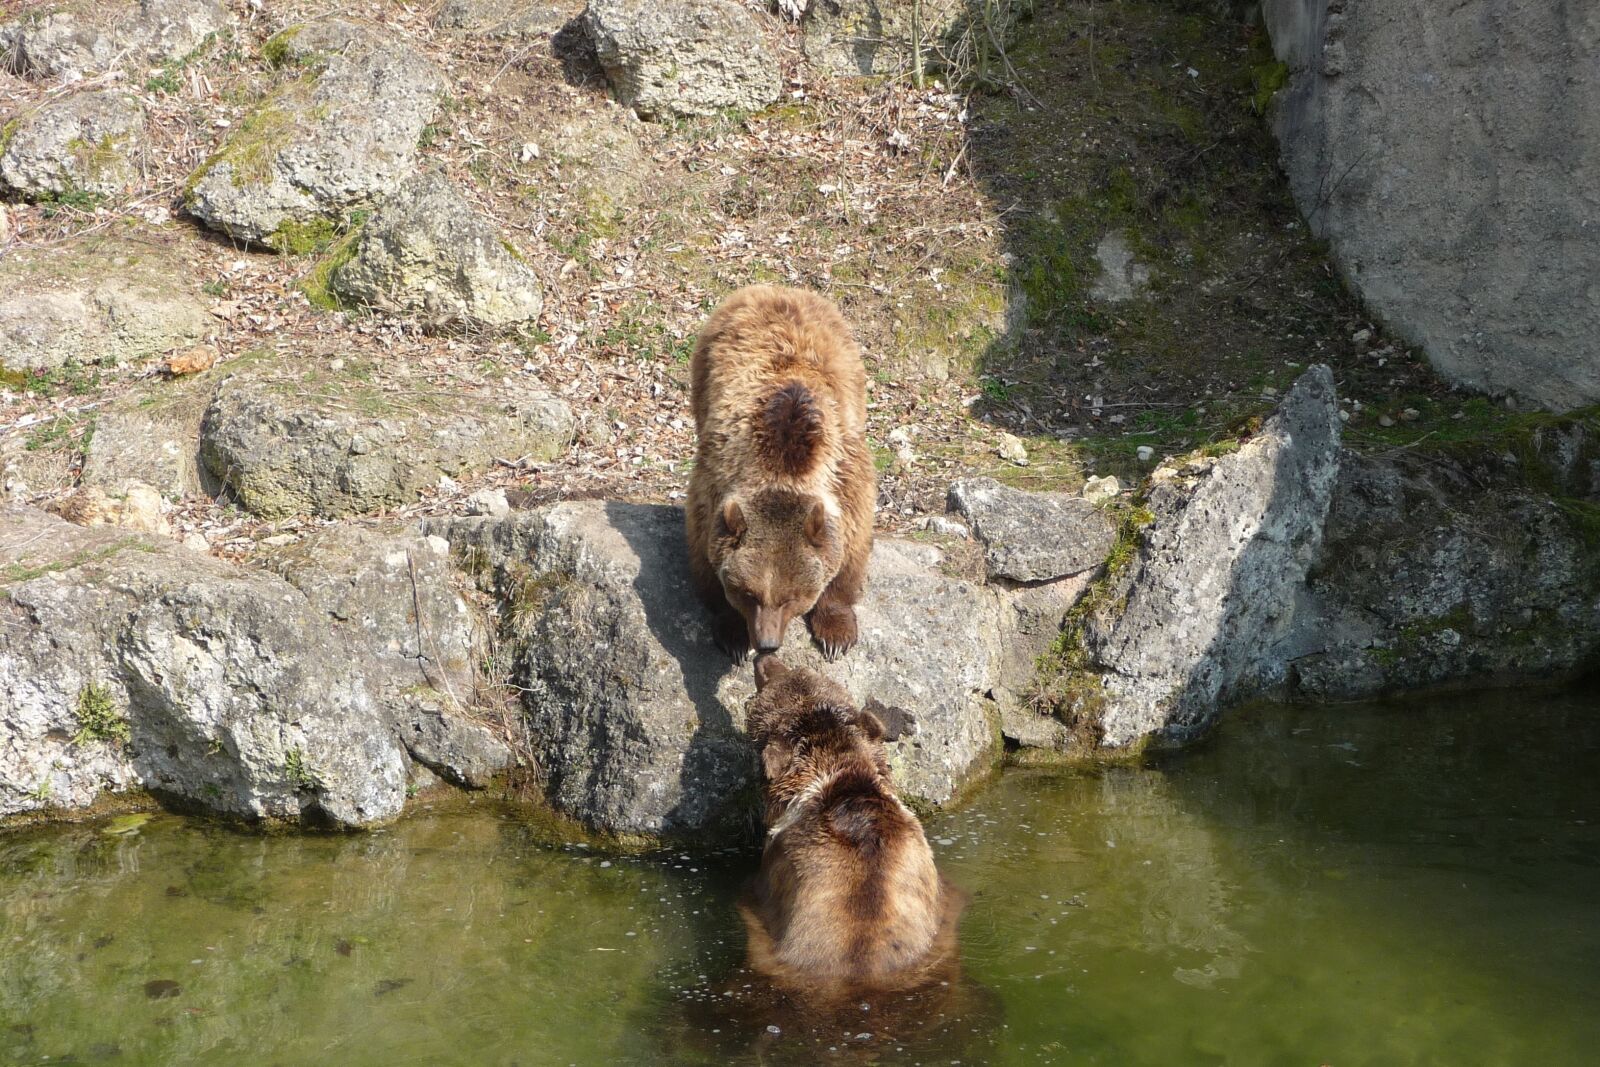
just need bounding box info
[685,286,875,661]
[742,658,951,993]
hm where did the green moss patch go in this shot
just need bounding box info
[1024,501,1156,749]
[298,225,363,309]
[184,74,318,202]
[260,25,305,68]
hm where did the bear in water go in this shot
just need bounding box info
[741,656,958,998]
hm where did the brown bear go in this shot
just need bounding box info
[685,285,874,661]
[740,656,957,997]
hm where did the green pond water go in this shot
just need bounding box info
[3,689,1598,1066]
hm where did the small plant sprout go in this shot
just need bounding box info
[73,682,130,747]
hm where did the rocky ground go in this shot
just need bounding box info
[2,0,1597,836]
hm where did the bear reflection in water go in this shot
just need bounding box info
[666,656,1001,1059]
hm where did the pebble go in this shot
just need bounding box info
[260,533,298,547]
[1400,408,1420,421]
[465,487,511,518]
[1352,328,1372,345]
[1135,445,1155,463]
[997,432,1028,466]
[1378,414,1395,427]
[918,514,968,538]
[887,426,917,467]
[1081,474,1121,505]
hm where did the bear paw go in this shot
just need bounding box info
[808,602,858,661]
[713,611,753,663]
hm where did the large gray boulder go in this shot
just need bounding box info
[429,502,1011,837]
[1288,446,1600,700]
[583,0,781,118]
[1262,0,1600,410]
[183,20,443,250]
[801,0,966,77]
[948,477,1116,582]
[1046,366,1343,749]
[0,508,407,826]
[199,352,573,519]
[0,234,211,374]
[0,509,514,823]
[0,0,231,81]
[328,173,544,329]
[0,89,144,200]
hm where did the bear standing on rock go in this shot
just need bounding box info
[686,285,875,661]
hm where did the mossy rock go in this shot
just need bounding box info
[0,89,144,201]
[182,19,444,249]
[198,351,573,519]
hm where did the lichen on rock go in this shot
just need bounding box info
[183,19,444,250]
[0,89,144,201]
[325,172,544,329]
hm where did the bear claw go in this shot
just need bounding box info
[808,603,858,661]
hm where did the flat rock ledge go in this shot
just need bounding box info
[1,500,1079,836]
[425,501,1077,837]
[0,234,211,374]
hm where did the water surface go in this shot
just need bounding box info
[3,689,1597,1065]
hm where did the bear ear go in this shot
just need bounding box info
[754,654,789,691]
[761,739,794,781]
[720,499,746,541]
[803,501,829,548]
[854,708,886,742]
